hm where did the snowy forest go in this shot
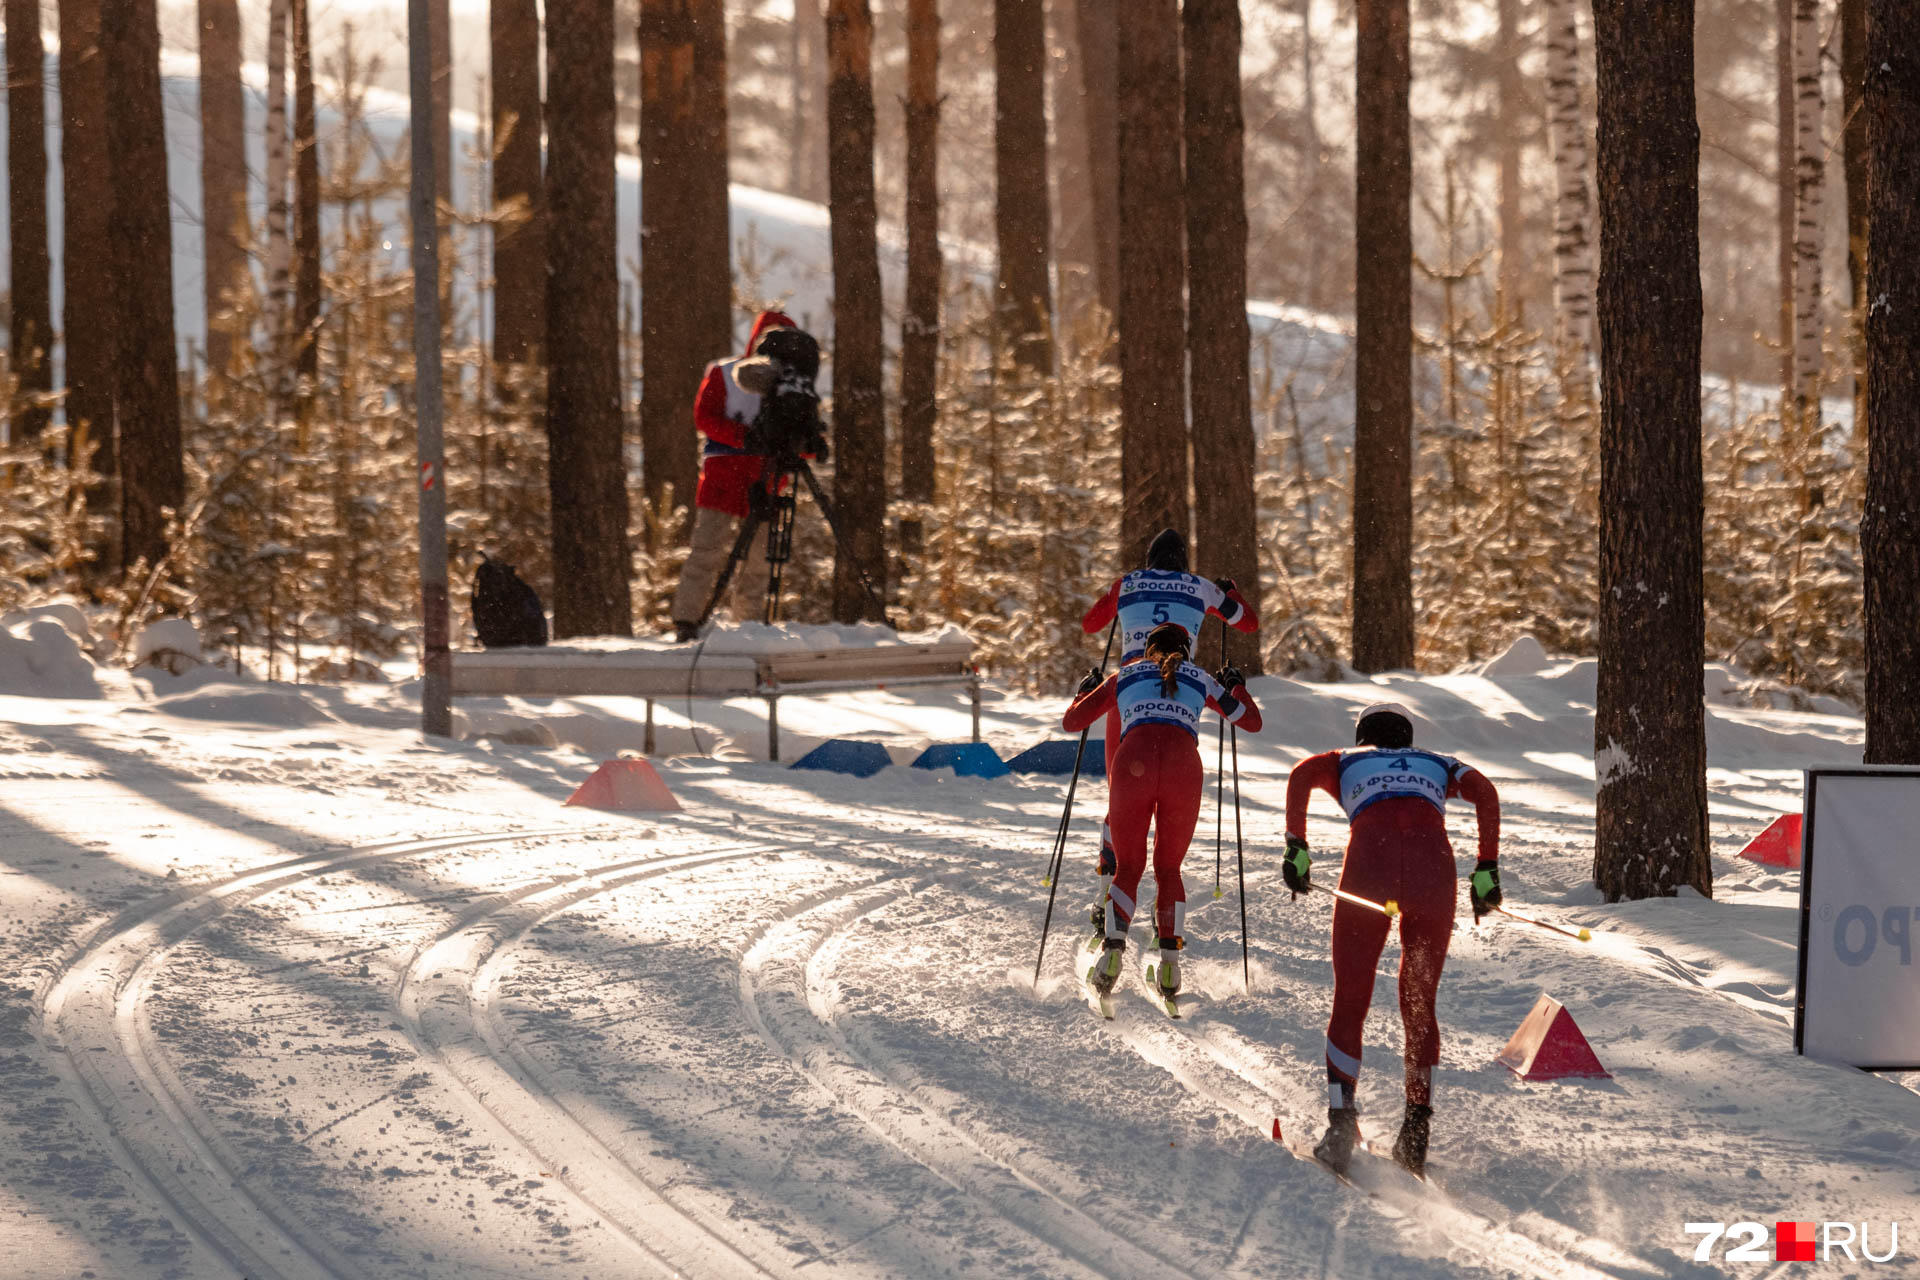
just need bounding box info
[2,1,1919,889]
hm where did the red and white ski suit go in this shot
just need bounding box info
[1285,748,1500,1108]
[693,309,798,518]
[1065,665,1262,941]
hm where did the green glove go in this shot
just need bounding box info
[1470,858,1502,919]
[1282,833,1312,897]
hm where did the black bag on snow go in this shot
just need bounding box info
[472,553,549,648]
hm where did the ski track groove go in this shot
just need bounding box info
[395,839,797,1279]
[739,879,1191,1280]
[1104,988,1653,1280]
[38,824,604,1280]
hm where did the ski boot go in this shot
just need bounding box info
[1313,1107,1362,1174]
[1149,936,1182,997]
[1086,938,1125,995]
[1391,1102,1432,1178]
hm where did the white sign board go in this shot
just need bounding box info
[1796,768,1920,1069]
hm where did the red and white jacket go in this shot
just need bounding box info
[694,309,797,518]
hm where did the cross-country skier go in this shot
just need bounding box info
[1281,702,1501,1177]
[1079,529,1259,934]
[1063,622,1263,1002]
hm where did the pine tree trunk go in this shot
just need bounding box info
[1351,0,1415,673]
[7,0,52,441]
[1841,0,1866,444]
[825,0,888,623]
[1116,0,1186,568]
[101,0,183,573]
[1790,0,1825,483]
[639,0,727,541]
[197,0,246,378]
[1496,0,1523,306]
[60,0,116,485]
[545,0,634,637]
[491,0,544,368]
[1544,0,1595,392]
[994,0,1054,372]
[1591,0,1708,901]
[1862,0,1920,763]
[1775,0,1794,412]
[1049,0,1096,321]
[265,0,291,357]
[1075,0,1119,324]
[293,0,322,385]
[899,0,941,546]
[691,0,732,405]
[790,0,828,203]
[1182,0,1260,672]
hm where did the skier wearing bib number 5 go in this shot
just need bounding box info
[1282,702,1502,1178]
[1079,529,1258,937]
[1063,623,1263,1002]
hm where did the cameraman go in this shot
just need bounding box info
[671,310,808,640]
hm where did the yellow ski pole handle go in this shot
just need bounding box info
[1494,904,1591,942]
[1311,882,1399,918]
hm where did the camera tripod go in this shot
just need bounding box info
[694,456,891,629]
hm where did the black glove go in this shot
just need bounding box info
[1213,577,1238,596]
[1469,858,1503,920]
[1077,667,1102,696]
[1282,833,1312,896]
[1215,664,1245,691]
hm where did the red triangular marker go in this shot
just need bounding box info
[565,759,680,812]
[1271,1119,1283,1142]
[1496,994,1609,1080]
[1737,813,1802,870]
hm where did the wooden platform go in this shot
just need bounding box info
[449,634,979,761]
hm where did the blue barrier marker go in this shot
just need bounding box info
[790,739,893,778]
[1008,739,1108,778]
[911,742,1010,779]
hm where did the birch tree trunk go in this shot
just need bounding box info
[1049,0,1096,321]
[1544,0,1595,394]
[102,0,183,574]
[825,0,889,622]
[1591,0,1708,901]
[1841,0,1866,445]
[60,0,117,487]
[789,0,828,203]
[899,0,941,551]
[197,0,245,378]
[1182,0,1260,671]
[265,0,292,360]
[1790,0,1825,494]
[1351,0,1415,672]
[994,0,1054,372]
[1861,0,1920,763]
[545,0,634,637]
[1116,0,1186,568]
[7,0,53,441]
[490,0,544,369]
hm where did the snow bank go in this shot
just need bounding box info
[133,619,204,674]
[1479,633,1550,677]
[149,682,338,727]
[0,615,101,698]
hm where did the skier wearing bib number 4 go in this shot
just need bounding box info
[1063,623,1262,1005]
[1079,529,1258,940]
[1282,702,1502,1178]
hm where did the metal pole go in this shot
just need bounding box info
[409,0,451,738]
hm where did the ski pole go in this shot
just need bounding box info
[1310,882,1400,918]
[1033,618,1119,989]
[1495,905,1592,942]
[1230,697,1249,991]
[1213,628,1226,900]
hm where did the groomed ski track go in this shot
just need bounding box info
[22,791,1794,1279]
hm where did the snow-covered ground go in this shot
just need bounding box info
[2,616,1916,1279]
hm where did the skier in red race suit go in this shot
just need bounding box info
[1282,702,1502,1177]
[1063,623,1263,1001]
[1079,529,1258,932]
[670,309,801,640]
